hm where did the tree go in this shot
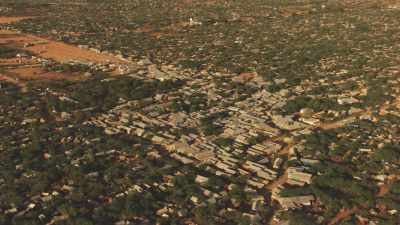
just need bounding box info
[281,210,318,225]
[193,205,218,225]
[214,137,234,147]
[228,185,250,205]
[373,144,400,162]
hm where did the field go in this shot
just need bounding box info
[0,29,126,64]
[0,16,34,24]
[0,17,130,91]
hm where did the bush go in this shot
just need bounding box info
[279,186,313,197]
[373,144,400,163]
[214,137,234,147]
[283,96,341,114]
[0,45,19,58]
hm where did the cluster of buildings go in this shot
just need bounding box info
[2,37,387,222]
[81,63,326,218]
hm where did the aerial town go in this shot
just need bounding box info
[0,0,399,225]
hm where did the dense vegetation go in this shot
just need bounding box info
[1,0,400,224]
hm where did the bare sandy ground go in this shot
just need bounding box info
[0,16,34,24]
[0,16,127,64]
[0,16,131,91]
[0,29,126,64]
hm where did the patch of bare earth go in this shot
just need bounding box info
[0,57,30,65]
[0,73,27,92]
[328,176,398,225]
[0,15,127,64]
[328,206,359,225]
[0,16,35,24]
[6,66,83,81]
[0,29,127,64]
[0,63,85,92]
[0,16,130,91]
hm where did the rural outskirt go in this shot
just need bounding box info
[0,1,399,225]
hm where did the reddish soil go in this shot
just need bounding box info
[330,156,344,163]
[233,72,258,83]
[26,39,125,64]
[377,203,387,216]
[0,58,26,65]
[377,184,390,197]
[0,29,127,64]
[0,65,85,92]
[0,16,35,24]
[6,67,80,81]
[328,176,398,225]
[0,73,27,92]
[266,171,288,192]
[0,16,128,92]
[266,143,293,191]
[378,176,398,197]
[328,206,358,225]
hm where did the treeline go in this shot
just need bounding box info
[0,45,19,58]
[46,77,184,112]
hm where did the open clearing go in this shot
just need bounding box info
[5,66,83,81]
[0,16,127,64]
[0,16,130,92]
[0,60,85,92]
[0,16,34,24]
[0,29,127,64]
